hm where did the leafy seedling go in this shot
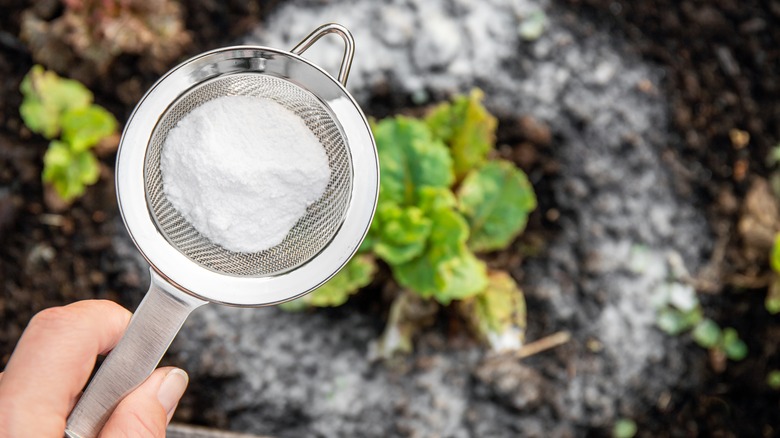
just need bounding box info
[20,65,93,139]
[766,277,780,315]
[655,280,747,366]
[692,319,721,349]
[20,65,117,202]
[767,370,780,390]
[657,307,701,336]
[20,0,190,76]
[518,10,548,41]
[284,89,536,357]
[42,140,101,201]
[612,419,637,438]
[720,327,748,361]
[766,234,780,314]
[280,255,377,311]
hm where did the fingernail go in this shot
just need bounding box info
[157,368,189,420]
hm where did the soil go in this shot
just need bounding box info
[564,1,780,435]
[1,0,779,436]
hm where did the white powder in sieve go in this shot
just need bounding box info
[160,95,331,253]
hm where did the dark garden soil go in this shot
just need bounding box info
[565,1,780,435]
[1,0,779,436]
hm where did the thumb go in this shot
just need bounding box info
[99,367,189,437]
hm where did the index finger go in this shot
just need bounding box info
[0,300,132,437]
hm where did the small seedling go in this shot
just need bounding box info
[20,0,190,75]
[656,281,747,365]
[518,10,548,41]
[767,370,780,390]
[765,152,780,313]
[766,234,780,314]
[612,418,637,438]
[284,90,537,357]
[692,319,721,348]
[720,327,748,361]
[19,65,117,202]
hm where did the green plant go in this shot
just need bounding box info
[283,90,537,355]
[765,146,780,315]
[612,418,637,438]
[767,370,780,390]
[766,234,780,314]
[280,254,377,310]
[655,282,748,362]
[20,65,117,201]
[518,10,548,42]
[20,0,190,77]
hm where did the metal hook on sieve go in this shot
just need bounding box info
[291,23,355,86]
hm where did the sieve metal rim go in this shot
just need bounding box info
[116,44,379,307]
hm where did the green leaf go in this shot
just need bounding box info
[656,307,701,336]
[280,255,377,310]
[771,234,780,274]
[720,327,748,361]
[692,319,721,348]
[20,65,93,110]
[42,141,100,201]
[460,270,526,351]
[612,419,638,438]
[766,276,780,315]
[18,66,116,203]
[657,308,686,335]
[434,249,488,303]
[308,254,376,307]
[458,160,537,252]
[19,65,93,138]
[73,148,101,184]
[417,186,457,213]
[519,10,548,41]
[372,204,432,265]
[393,207,487,304]
[19,98,60,139]
[373,116,454,205]
[767,370,780,390]
[42,140,72,171]
[767,144,780,168]
[425,89,497,180]
[61,105,118,151]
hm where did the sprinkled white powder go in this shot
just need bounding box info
[160,95,330,253]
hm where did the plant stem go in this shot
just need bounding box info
[516,330,571,359]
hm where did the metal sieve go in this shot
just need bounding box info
[66,23,378,438]
[146,74,353,276]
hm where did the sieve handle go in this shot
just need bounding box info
[291,23,355,86]
[64,269,207,438]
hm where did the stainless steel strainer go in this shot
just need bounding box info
[65,23,378,437]
[146,73,353,276]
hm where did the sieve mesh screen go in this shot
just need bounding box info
[145,73,353,276]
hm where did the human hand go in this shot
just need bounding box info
[0,300,188,437]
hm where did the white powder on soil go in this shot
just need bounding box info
[160,95,330,253]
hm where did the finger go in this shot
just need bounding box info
[100,367,189,437]
[0,300,131,436]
